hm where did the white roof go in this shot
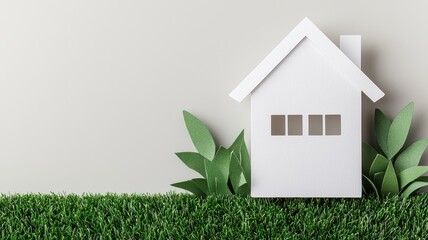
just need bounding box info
[229,18,384,102]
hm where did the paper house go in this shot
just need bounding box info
[229,18,384,197]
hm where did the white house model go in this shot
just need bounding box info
[230,18,384,197]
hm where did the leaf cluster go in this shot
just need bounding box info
[172,111,250,197]
[363,102,428,198]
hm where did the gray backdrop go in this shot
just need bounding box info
[0,0,427,193]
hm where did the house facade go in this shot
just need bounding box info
[230,18,384,197]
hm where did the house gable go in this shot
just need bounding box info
[229,18,384,103]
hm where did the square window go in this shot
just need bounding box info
[271,115,285,136]
[325,114,341,135]
[309,115,323,135]
[288,115,302,135]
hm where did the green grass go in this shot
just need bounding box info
[0,194,427,239]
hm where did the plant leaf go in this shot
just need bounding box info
[238,183,250,195]
[362,142,378,176]
[375,109,391,156]
[401,176,428,197]
[171,180,206,197]
[229,153,246,193]
[362,174,379,199]
[229,130,244,154]
[395,138,428,173]
[192,178,209,195]
[183,111,216,160]
[381,161,399,196]
[206,147,232,195]
[386,102,414,159]
[240,135,251,186]
[175,152,207,178]
[397,166,428,189]
[374,172,385,193]
[369,154,389,179]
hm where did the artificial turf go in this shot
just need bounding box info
[0,193,427,239]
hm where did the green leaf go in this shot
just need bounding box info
[369,154,389,179]
[192,178,209,195]
[229,153,246,193]
[171,180,206,197]
[395,138,428,173]
[375,109,391,156]
[381,161,399,196]
[238,183,250,195]
[228,130,251,188]
[362,174,379,199]
[229,130,244,154]
[362,143,378,176]
[401,176,428,197]
[386,102,414,159]
[206,147,232,195]
[397,166,428,189]
[374,172,385,193]
[183,111,216,160]
[175,152,207,178]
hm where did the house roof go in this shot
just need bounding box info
[229,18,384,102]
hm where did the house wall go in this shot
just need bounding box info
[0,1,427,193]
[251,38,361,197]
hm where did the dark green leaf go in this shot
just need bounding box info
[401,176,428,197]
[362,142,378,176]
[374,109,391,156]
[238,183,250,195]
[369,154,389,179]
[171,180,206,197]
[381,161,399,196]
[175,152,207,178]
[386,102,414,159]
[397,166,428,189]
[362,174,379,199]
[183,110,216,160]
[395,138,428,173]
[192,178,209,195]
[374,172,385,193]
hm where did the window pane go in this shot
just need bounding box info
[325,114,341,135]
[309,115,323,135]
[288,115,302,135]
[271,115,285,136]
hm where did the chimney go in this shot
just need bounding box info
[340,35,361,69]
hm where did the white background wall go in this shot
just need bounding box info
[0,0,427,193]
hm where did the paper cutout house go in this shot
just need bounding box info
[229,18,384,197]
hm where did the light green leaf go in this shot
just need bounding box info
[386,102,414,159]
[192,178,209,195]
[397,166,428,189]
[381,161,399,196]
[228,130,251,188]
[395,138,428,173]
[362,142,378,176]
[206,147,232,195]
[229,153,246,193]
[175,152,207,178]
[171,180,206,197]
[369,154,389,179]
[183,111,216,160]
[362,174,379,199]
[374,172,385,193]
[229,130,244,154]
[375,109,391,156]
[401,176,428,197]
